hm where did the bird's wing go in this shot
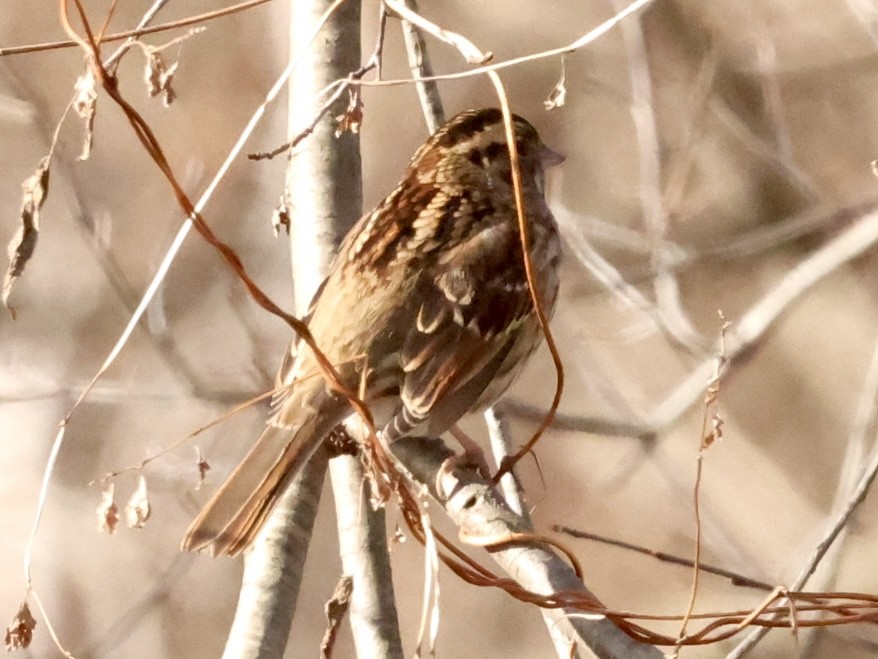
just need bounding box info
[388,219,538,440]
[269,274,329,413]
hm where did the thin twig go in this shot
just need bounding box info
[92,385,285,483]
[708,96,819,201]
[751,18,796,177]
[398,0,445,133]
[20,0,176,600]
[29,590,74,658]
[677,317,728,646]
[554,525,774,591]
[287,0,656,147]
[555,205,691,352]
[485,407,582,659]
[663,48,720,217]
[80,554,194,656]
[19,0,354,642]
[249,3,388,161]
[360,0,656,89]
[503,400,655,438]
[490,81,566,479]
[647,207,878,432]
[6,64,211,391]
[611,0,707,355]
[1,0,272,57]
[728,337,878,657]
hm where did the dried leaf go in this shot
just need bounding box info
[544,81,567,111]
[3,157,50,319]
[271,195,291,237]
[703,414,724,447]
[144,50,178,107]
[139,28,204,108]
[73,67,97,160]
[97,481,119,534]
[124,476,152,528]
[334,91,364,137]
[320,576,353,659]
[194,446,210,491]
[390,524,407,546]
[702,313,730,448]
[544,61,567,111]
[4,601,36,650]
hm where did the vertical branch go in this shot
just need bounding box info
[329,454,404,659]
[399,0,445,133]
[286,4,362,300]
[288,1,404,657]
[223,1,388,657]
[223,457,330,658]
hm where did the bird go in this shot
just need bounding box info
[182,108,563,556]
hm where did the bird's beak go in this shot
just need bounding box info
[540,145,565,168]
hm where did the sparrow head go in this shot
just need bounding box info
[410,108,563,192]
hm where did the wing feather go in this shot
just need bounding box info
[384,218,539,440]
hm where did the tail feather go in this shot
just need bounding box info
[181,382,348,556]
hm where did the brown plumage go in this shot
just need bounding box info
[182,108,562,556]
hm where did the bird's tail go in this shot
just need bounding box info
[181,379,348,556]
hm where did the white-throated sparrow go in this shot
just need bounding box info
[182,108,562,556]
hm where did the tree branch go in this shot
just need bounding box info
[222,1,402,657]
[392,438,663,659]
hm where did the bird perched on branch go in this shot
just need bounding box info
[182,108,563,556]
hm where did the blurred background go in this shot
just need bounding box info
[3,1,878,657]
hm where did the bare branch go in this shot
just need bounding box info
[648,206,878,431]
[486,407,583,659]
[392,438,663,658]
[611,0,708,354]
[398,0,445,133]
[0,0,270,58]
[223,449,331,658]
[227,2,403,657]
[329,455,404,658]
[728,337,878,657]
